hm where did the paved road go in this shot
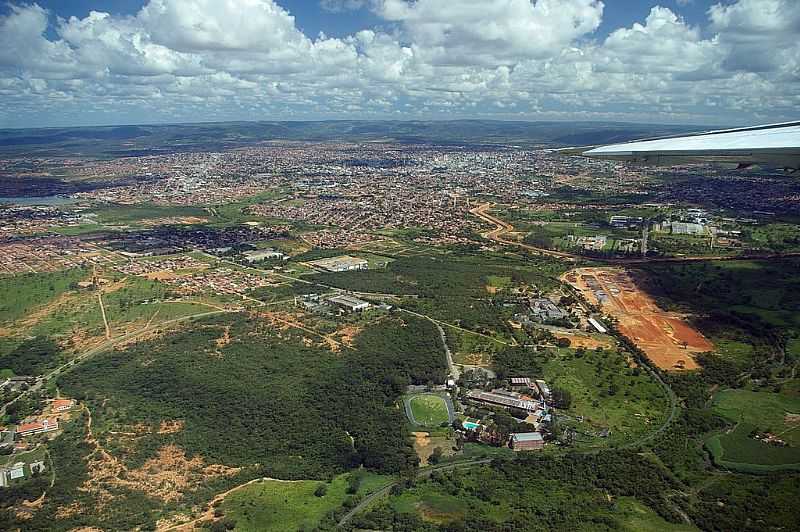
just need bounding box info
[0,309,231,417]
[431,319,458,382]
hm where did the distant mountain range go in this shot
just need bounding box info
[0,120,710,158]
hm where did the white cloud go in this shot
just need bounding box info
[0,0,797,127]
[376,0,604,65]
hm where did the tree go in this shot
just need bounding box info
[314,483,327,497]
[552,387,572,409]
[429,447,444,465]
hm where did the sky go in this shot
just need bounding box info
[0,0,797,129]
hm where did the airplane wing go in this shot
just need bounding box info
[577,121,800,170]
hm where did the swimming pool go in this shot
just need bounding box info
[463,421,480,430]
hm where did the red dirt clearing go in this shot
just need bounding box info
[564,267,713,371]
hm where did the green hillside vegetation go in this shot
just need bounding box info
[220,471,391,532]
[491,345,669,447]
[354,451,687,531]
[310,253,565,298]
[712,389,800,446]
[642,259,800,369]
[0,268,87,324]
[57,313,445,478]
[0,312,446,528]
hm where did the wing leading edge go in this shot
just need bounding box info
[580,121,800,170]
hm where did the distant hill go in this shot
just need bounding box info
[0,120,709,158]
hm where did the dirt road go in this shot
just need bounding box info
[470,202,800,265]
[0,309,232,417]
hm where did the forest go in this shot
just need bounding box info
[0,311,448,529]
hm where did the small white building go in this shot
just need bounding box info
[242,249,286,263]
[588,317,607,334]
[0,462,25,487]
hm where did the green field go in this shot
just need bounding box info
[707,423,800,471]
[712,389,800,446]
[0,269,88,324]
[705,388,800,469]
[0,270,220,374]
[221,471,391,532]
[91,203,208,225]
[541,348,669,446]
[355,451,688,530]
[615,497,697,532]
[408,394,450,426]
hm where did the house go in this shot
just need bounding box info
[29,461,45,475]
[50,399,75,413]
[510,377,535,391]
[510,432,544,451]
[327,294,370,313]
[17,417,59,437]
[535,380,551,399]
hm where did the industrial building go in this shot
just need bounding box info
[671,221,706,235]
[242,248,286,263]
[466,389,539,412]
[609,215,643,228]
[529,298,567,322]
[327,294,371,313]
[510,432,544,451]
[308,255,368,272]
[588,317,607,334]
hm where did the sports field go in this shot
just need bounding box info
[407,394,451,426]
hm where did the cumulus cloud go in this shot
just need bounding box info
[0,0,797,127]
[376,0,604,65]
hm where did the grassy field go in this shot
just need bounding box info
[0,268,225,374]
[707,423,800,471]
[0,269,88,324]
[712,389,800,446]
[614,497,697,532]
[542,348,669,446]
[408,394,450,426]
[221,471,392,532]
[91,204,208,225]
[705,388,800,469]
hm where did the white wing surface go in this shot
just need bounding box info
[580,121,800,170]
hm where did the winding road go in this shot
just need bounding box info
[337,459,493,527]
